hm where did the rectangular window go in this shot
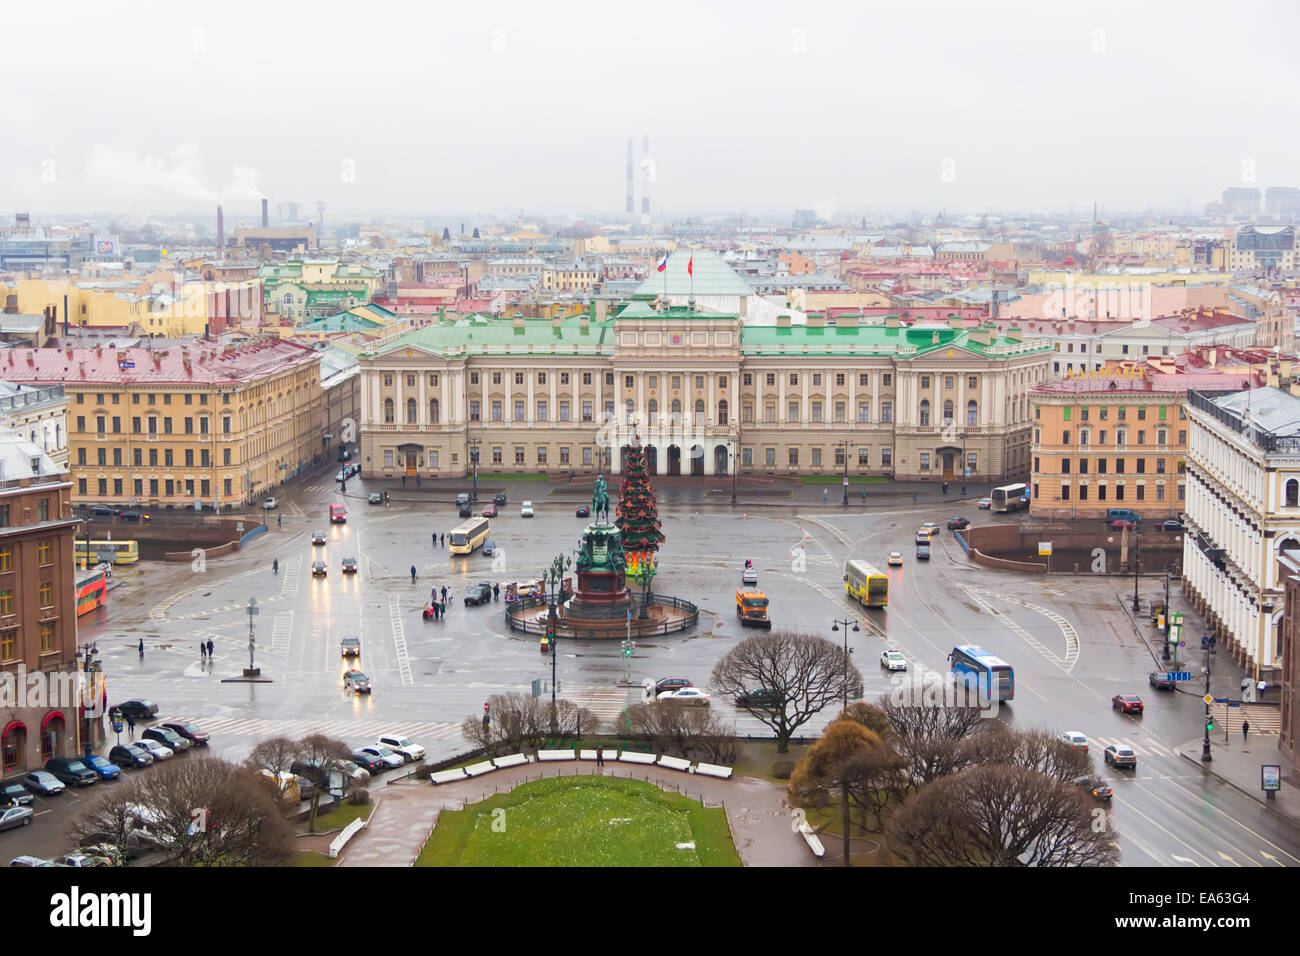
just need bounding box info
[150,478,158,496]
[765,448,776,467]
[492,401,503,421]
[944,375,954,389]
[882,374,892,387]
[184,449,194,467]
[742,447,753,466]
[38,540,51,565]
[515,447,525,465]
[921,375,931,390]
[881,402,893,423]
[164,449,173,467]
[811,448,822,467]
[625,375,635,389]
[857,402,869,423]
[583,447,592,466]
[765,374,775,387]
[514,400,525,421]
[1138,407,1147,421]
[537,401,547,421]
[1136,484,1145,501]
[835,402,846,422]
[1116,484,1125,500]
[559,446,570,464]
[223,449,231,466]
[1079,484,1088,501]
[77,448,86,466]
[789,374,798,386]
[470,400,481,422]
[537,447,547,465]
[1079,458,1088,474]
[836,374,845,386]
[881,448,892,468]
[113,448,122,466]
[1137,458,1145,474]
[788,448,799,467]
[1116,459,1125,474]
[582,401,593,422]
[200,417,208,434]
[788,401,800,422]
[811,401,823,423]
[1098,458,1107,474]
[1156,483,1165,501]
[859,374,869,387]
[1061,484,1070,501]
[1156,458,1166,474]
[493,447,503,465]
[97,448,106,466]
[134,478,143,496]
[920,453,931,471]
[858,448,869,466]
[1061,459,1070,475]
[1137,430,1146,445]
[184,418,193,434]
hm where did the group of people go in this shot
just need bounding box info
[426,584,451,620]
[198,638,215,663]
[432,532,447,547]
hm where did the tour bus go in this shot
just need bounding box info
[75,567,108,616]
[448,517,491,555]
[990,483,1029,514]
[843,559,889,608]
[948,645,1015,703]
[74,539,140,565]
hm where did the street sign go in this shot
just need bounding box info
[1213,697,1228,704]
[1203,694,1214,705]
[1178,640,1186,647]
[1167,671,1191,681]
[1262,765,1282,792]
[1038,541,1053,556]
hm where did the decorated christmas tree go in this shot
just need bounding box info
[615,436,665,581]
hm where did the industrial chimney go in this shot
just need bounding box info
[217,205,225,252]
[626,138,635,223]
[261,198,269,227]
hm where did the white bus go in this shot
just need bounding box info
[991,483,1029,513]
[448,517,491,555]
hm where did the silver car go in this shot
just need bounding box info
[0,805,33,832]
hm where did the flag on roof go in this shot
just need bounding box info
[656,254,668,273]
[687,255,694,277]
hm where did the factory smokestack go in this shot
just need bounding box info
[216,205,224,253]
[261,198,269,227]
[626,138,634,221]
[640,134,652,227]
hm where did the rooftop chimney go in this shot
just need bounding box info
[777,314,792,329]
[806,313,825,328]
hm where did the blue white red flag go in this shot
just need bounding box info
[656,254,668,272]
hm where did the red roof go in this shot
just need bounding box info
[0,339,319,387]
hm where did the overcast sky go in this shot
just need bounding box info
[3,0,1297,222]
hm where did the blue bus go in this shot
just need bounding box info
[949,645,1015,703]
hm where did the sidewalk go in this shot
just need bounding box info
[338,764,814,867]
[1177,736,1300,827]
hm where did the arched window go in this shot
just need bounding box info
[967,400,978,427]
[648,398,659,423]
[1287,478,1299,508]
[942,400,954,425]
[694,400,705,426]
[384,399,395,424]
[406,398,417,424]
[919,400,931,427]
[671,399,682,426]
[429,399,440,424]
[718,399,728,426]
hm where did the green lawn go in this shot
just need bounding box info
[303,802,373,834]
[417,775,739,867]
[800,475,890,484]
[287,850,335,867]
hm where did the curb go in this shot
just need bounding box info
[1176,742,1300,828]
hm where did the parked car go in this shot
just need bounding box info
[22,771,65,796]
[142,727,191,752]
[1112,694,1145,715]
[880,649,908,671]
[312,530,327,545]
[741,567,758,585]
[378,735,426,763]
[1111,518,1138,530]
[946,516,969,530]
[344,670,372,694]
[887,551,903,566]
[341,556,358,574]
[0,805,33,832]
[349,751,385,774]
[978,497,993,509]
[1059,731,1089,752]
[1104,744,1138,769]
[576,505,590,518]
[118,510,150,522]
[357,745,404,771]
[368,492,383,505]
[456,493,470,508]
[135,739,174,761]
[481,503,498,518]
[53,852,108,867]
[0,782,34,806]
[464,582,493,606]
[311,560,327,577]
[482,540,497,557]
[341,636,361,658]
[1073,775,1113,802]
[521,501,534,518]
[1148,671,1176,690]
[82,755,121,781]
[262,497,278,510]
[114,699,159,720]
[493,492,508,506]
[160,722,211,746]
[1158,519,1184,532]
[9,856,55,867]
[734,687,782,708]
[657,687,711,706]
[108,744,153,769]
[646,677,693,698]
[88,504,118,517]
[335,464,359,481]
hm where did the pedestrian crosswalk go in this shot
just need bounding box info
[559,685,633,725]
[270,611,294,652]
[1093,736,1177,759]
[168,715,464,745]
[1210,703,1280,734]
[281,556,301,598]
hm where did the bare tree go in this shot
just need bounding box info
[959,724,1092,782]
[68,783,145,866]
[297,733,356,832]
[553,699,598,740]
[879,695,984,785]
[622,702,735,760]
[710,631,862,753]
[244,735,302,807]
[886,764,1120,867]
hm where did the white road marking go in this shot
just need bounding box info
[270,611,294,653]
[389,594,413,687]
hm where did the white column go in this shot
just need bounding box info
[504,368,512,423]
[778,369,786,422]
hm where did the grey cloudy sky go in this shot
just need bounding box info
[3,0,1297,221]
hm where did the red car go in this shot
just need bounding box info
[481,503,497,517]
[1112,694,1144,715]
[1111,518,1138,530]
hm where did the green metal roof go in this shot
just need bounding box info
[370,315,614,357]
[633,249,754,297]
[739,324,1052,357]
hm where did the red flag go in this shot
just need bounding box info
[687,255,694,277]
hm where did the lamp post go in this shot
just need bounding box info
[838,441,855,505]
[1201,638,1213,762]
[1131,528,1141,613]
[245,597,259,677]
[544,553,571,734]
[830,617,860,867]
[73,642,100,757]
[468,439,481,503]
[1161,567,1171,662]
[731,447,738,506]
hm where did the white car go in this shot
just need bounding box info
[377,735,425,763]
[741,567,758,585]
[357,745,404,770]
[1059,731,1089,752]
[887,551,903,567]
[880,649,908,671]
[136,739,174,760]
[521,501,534,518]
[262,497,278,510]
[657,687,711,706]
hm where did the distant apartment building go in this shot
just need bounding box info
[0,383,68,469]
[1206,187,1261,221]
[1265,187,1300,221]
[0,340,324,509]
[259,260,382,324]
[0,432,81,772]
[234,225,318,253]
[542,261,602,292]
[1230,225,1296,272]
[1183,388,1300,681]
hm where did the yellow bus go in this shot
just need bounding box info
[75,539,140,565]
[448,517,491,555]
[844,559,888,608]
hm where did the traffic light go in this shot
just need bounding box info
[1206,715,1215,732]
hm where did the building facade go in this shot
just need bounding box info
[357,303,1051,483]
[1182,388,1300,681]
[1277,551,1300,767]
[0,433,81,774]
[0,340,324,509]
[0,383,69,469]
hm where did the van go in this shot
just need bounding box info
[1106,509,1141,524]
[329,503,347,524]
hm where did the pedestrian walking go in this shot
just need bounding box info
[273,558,279,574]
[596,746,604,768]
[207,639,213,659]
[961,483,966,495]
[440,533,445,547]
[1242,719,1250,743]
[441,585,448,603]
[493,582,500,600]
[138,638,144,660]
[200,642,206,661]
[416,475,421,487]
[912,490,918,503]
[943,481,949,495]
[402,475,407,487]
[432,586,438,604]
[411,565,417,583]
[127,714,135,737]
[1258,679,1268,700]
[277,514,282,529]
[432,602,440,621]
[823,488,828,503]
[432,532,437,547]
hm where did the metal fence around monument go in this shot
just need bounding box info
[504,593,699,638]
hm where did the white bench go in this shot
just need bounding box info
[619,751,657,765]
[329,816,367,859]
[537,749,576,762]
[692,762,733,779]
[429,768,467,785]
[493,753,528,769]
[463,760,497,777]
[797,821,825,858]
[579,749,615,761]
[657,755,692,773]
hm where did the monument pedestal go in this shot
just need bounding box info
[566,568,632,621]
